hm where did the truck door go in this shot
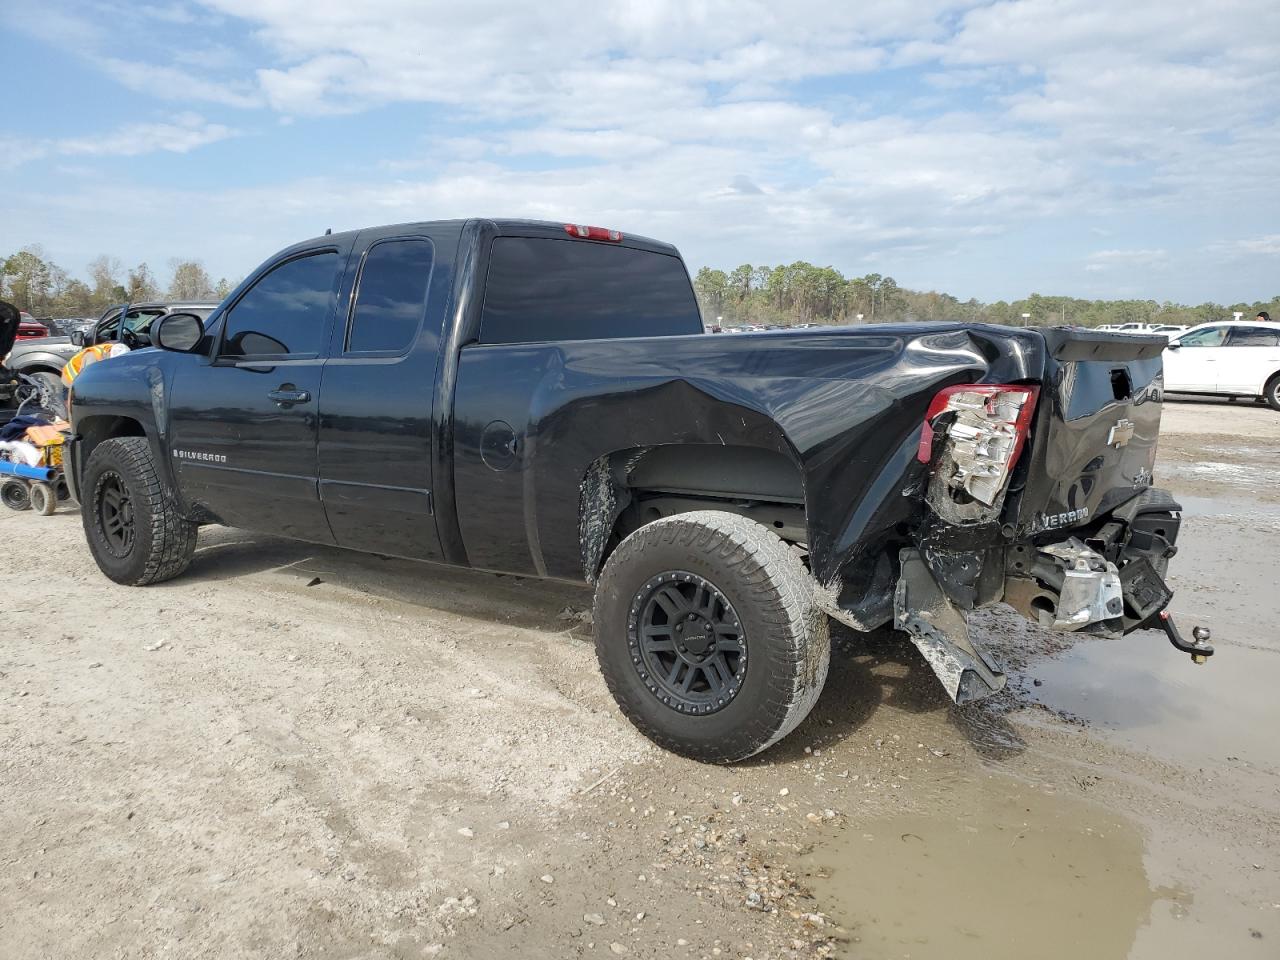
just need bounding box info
[167,246,346,543]
[1218,325,1280,393]
[316,228,455,560]
[1163,324,1226,392]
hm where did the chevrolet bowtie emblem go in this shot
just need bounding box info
[1108,419,1135,447]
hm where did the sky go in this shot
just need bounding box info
[2,0,1278,304]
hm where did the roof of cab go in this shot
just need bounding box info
[293,218,681,257]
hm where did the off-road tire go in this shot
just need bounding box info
[1,479,31,511]
[1265,373,1280,412]
[82,437,197,585]
[27,371,68,420]
[29,481,56,516]
[593,510,830,763]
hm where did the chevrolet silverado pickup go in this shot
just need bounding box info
[63,218,1209,762]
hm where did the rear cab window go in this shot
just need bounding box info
[345,238,435,355]
[478,237,701,344]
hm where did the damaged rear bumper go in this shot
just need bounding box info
[893,549,1008,704]
[856,487,1186,706]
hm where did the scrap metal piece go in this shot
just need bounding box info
[1039,538,1123,633]
[894,549,1006,704]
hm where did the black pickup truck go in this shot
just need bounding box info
[64,218,1208,762]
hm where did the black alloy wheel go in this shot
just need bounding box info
[95,470,136,558]
[81,437,198,585]
[594,510,830,763]
[629,571,746,715]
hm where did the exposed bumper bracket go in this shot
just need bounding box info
[894,549,1006,704]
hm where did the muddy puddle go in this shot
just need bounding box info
[1024,629,1280,772]
[1015,491,1280,772]
[803,773,1161,960]
[803,483,1280,959]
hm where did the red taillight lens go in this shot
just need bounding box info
[563,223,623,242]
[917,384,1040,505]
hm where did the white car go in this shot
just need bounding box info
[1163,320,1280,409]
[1100,322,1164,334]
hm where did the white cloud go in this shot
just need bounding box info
[1205,235,1280,258]
[2,115,239,169]
[1084,249,1170,273]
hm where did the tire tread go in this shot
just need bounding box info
[83,437,197,585]
[594,510,829,763]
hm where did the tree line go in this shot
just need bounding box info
[5,242,1275,329]
[695,263,1279,329]
[1,245,240,318]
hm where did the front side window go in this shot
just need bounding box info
[1225,326,1280,347]
[1175,326,1227,347]
[346,239,435,354]
[478,238,702,344]
[220,251,339,358]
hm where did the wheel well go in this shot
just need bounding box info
[20,364,62,376]
[78,415,146,466]
[580,444,807,580]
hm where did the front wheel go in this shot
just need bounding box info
[593,511,829,763]
[81,437,198,585]
[1265,374,1280,412]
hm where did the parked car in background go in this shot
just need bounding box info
[4,302,218,421]
[1098,322,1166,335]
[4,301,219,381]
[37,317,96,338]
[16,312,49,340]
[1163,321,1280,409]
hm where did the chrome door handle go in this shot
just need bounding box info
[268,388,312,407]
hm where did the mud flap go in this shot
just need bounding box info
[894,548,1007,705]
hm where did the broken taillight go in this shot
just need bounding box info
[917,384,1040,505]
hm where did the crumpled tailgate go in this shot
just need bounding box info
[1009,330,1167,537]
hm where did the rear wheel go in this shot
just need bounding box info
[1265,374,1280,412]
[593,510,829,763]
[82,437,197,585]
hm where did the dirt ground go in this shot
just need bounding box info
[2,399,1278,960]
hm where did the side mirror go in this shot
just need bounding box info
[152,312,206,353]
[70,330,86,347]
[1166,341,1180,350]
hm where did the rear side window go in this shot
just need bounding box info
[1225,326,1280,347]
[221,251,338,358]
[479,237,701,344]
[346,239,435,354]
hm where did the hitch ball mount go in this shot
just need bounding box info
[1158,611,1214,664]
